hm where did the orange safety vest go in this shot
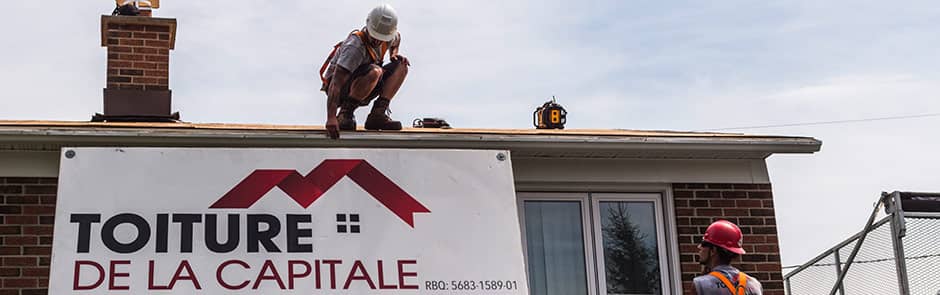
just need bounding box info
[319,30,390,87]
[708,271,749,295]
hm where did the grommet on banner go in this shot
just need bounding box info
[497,153,507,161]
[65,150,76,159]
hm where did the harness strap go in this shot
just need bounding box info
[708,271,748,295]
[352,30,388,64]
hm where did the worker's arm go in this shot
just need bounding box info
[389,35,410,66]
[325,66,352,139]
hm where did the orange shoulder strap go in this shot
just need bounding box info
[352,30,387,63]
[708,271,748,295]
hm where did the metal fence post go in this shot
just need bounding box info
[833,250,845,295]
[887,192,911,295]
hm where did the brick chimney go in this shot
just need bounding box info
[93,14,179,122]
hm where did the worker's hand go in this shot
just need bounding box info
[325,117,340,139]
[392,54,410,67]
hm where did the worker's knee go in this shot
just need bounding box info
[365,64,384,80]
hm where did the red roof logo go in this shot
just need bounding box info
[210,159,430,227]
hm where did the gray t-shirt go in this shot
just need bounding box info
[325,31,400,79]
[693,265,763,295]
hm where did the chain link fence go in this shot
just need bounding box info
[784,213,940,295]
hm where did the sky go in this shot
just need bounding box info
[1,1,939,268]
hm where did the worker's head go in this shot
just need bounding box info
[366,4,398,43]
[697,220,746,266]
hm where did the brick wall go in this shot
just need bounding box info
[104,19,174,91]
[673,183,784,295]
[0,178,56,295]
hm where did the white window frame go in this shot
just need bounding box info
[517,189,680,295]
[590,193,672,295]
[517,192,599,295]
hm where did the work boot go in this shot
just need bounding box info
[364,97,402,130]
[337,100,359,131]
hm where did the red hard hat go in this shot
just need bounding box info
[702,220,746,255]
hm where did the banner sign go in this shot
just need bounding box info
[50,148,528,294]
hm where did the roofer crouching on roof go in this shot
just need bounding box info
[693,220,764,295]
[320,4,410,139]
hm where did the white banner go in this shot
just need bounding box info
[50,148,528,294]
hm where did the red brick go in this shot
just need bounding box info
[0,226,21,235]
[674,200,688,207]
[109,24,145,31]
[750,208,775,217]
[694,191,721,198]
[22,186,55,195]
[108,60,134,68]
[762,200,775,208]
[144,85,169,91]
[3,278,37,288]
[5,196,39,205]
[134,47,160,54]
[120,39,145,46]
[38,216,53,225]
[37,257,49,266]
[120,69,144,76]
[0,247,19,256]
[120,54,146,61]
[38,237,51,245]
[144,25,171,32]
[3,215,39,224]
[21,206,55,215]
[673,191,693,198]
[109,46,133,53]
[742,254,768,262]
[735,200,763,207]
[4,237,37,245]
[0,206,21,215]
[752,227,777,234]
[748,191,773,199]
[686,184,706,189]
[755,263,781,272]
[675,208,694,216]
[21,289,48,295]
[108,31,132,38]
[22,247,50,256]
[707,184,732,189]
[21,267,48,277]
[22,226,52,236]
[39,196,55,205]
[0,268,19,277]
[690,218,711,225]
[688,200,707,207]
[723,208,750,216]
[673,184,688,189]
[145,40,170,48]
[696,208,723,216]
[738,217,765,225]
[2,257,36,266]
[133,32,158,39]
[678,227,699,234]
[145,55,169,62]
[145,70,169,77]
[134,62,160,69]
[708,200,735,207]
[721,191,748,199]
[743,235,765,244]
[732,184,762,190]
[159,33,171,40]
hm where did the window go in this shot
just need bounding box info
[519,193,672,295]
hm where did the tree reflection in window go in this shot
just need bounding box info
[600,202,661,295]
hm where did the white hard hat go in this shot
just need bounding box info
[366,4,398,42]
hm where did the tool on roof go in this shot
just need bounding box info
[413,118,451,129]
[533,96,567,129]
